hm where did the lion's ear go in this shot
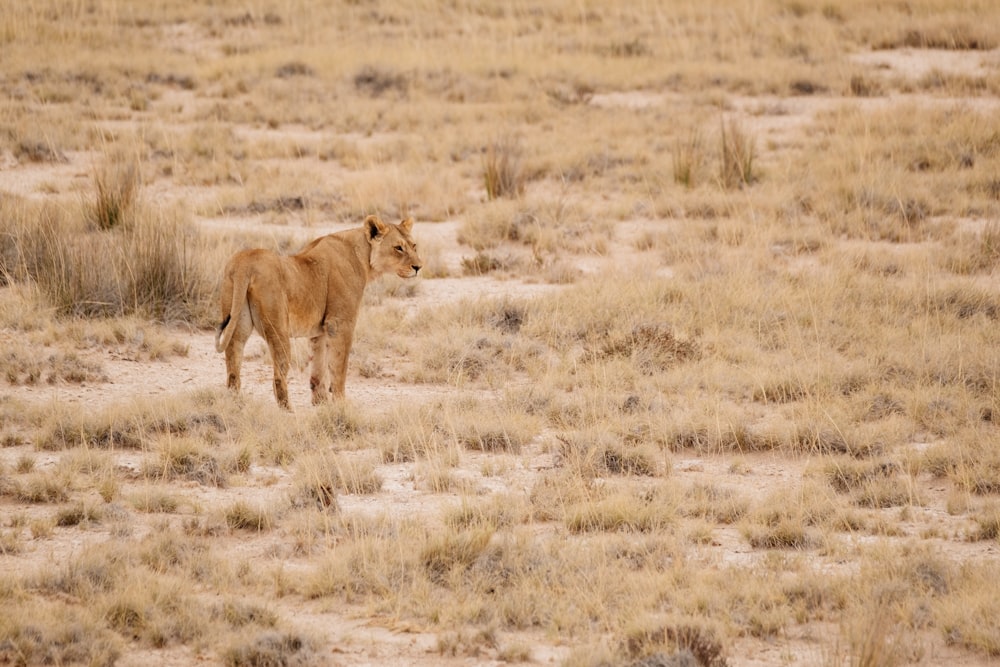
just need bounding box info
[365,215,388,241]
[399,217,414,233]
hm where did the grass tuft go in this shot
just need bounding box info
[673,128,706,188]
[224,501,277,532]
[719,118,757,189]
[88,152,140,231]
[222,631,316,667]
[483,135,525,201]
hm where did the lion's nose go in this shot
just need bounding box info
[413,265,422,275]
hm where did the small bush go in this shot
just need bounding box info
[0,604,121,667]
[420,527,493,583]
[483,135,525,200]
[673,128,706,188]
[88,154,140,231]
[56,504,102,527]
[223,631,316,667]
[224,501,276,532]
[566,490,677,533]
[354,65,408,97]
[719,118,757,189]
[146,438,229,488]
[3,178,212,323]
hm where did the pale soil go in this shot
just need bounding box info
[3,47,1000,667]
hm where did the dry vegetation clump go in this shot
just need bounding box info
[31,395,223,452]
[621,618,729,667]
[291,451,379,510]
[719,118,757,189]
[565,487,678,534]
[681,483,749,525]
[365,400,461,464]
[482,134,526,201]
[0,601,122,667]
[145,436,232,488]
[224,500,279,532]
[222,631,319,667]
[556,430,663,478]
[444,494,530,531]
[935,561,1000,656]
[1,340,107,386]
[2,189,214,323]
[0,527,320,664]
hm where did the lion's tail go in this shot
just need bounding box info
[215,268,252,353]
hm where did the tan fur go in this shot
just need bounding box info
[215,216,422,409]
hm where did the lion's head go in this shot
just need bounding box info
[366,215,423,279]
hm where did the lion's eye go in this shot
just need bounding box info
[394,245,404,253]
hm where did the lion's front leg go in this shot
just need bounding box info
[309,334,331,405]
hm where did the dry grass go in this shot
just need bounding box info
[4,0,1000,665]
[482,134,525,201]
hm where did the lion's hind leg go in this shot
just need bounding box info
[223,306,254,394]
[255,308,293,410]
[309,334,331,405]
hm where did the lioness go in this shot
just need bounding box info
[215,215,422,409]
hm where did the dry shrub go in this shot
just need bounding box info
[0,602,122,667]
[461,251,524,276]
[457,199,532,250]
[12,472,72,504]
[224,501,277,532]
[293,452,380,506]
[354,65,409,97]
[598,323,700,372]
[369,402,460,464]
[33,393,234,452]
[448,402,539,454]
[420,527,493,584]
[483,134,525,200]
[557,431,661,478]
[145,437,229,488]
[223,631,317,667]
[742,485,835,549]
[622,617,728,667]
[833,605,906,667]
[56,504,102,527]
[969,505,1000,542]
[682,484,748,525]
[941,223,1000,275]
[528,471,598,522]
[1,340,107,386]
[719,118,756,189]
[6,194,212,323]
[935,561,1000,656]
[306,402,366,442]
[876,23,996,50]
[673,128,706,188]
[130,489,181,514]
[823,459,899,494]
[566,488,677,534]
[88,153,140,231]
[444,495,529,531]
[745,517,813,550]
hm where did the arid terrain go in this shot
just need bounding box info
[3,2,1000,666]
